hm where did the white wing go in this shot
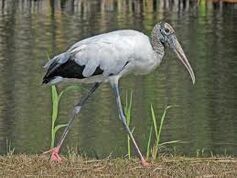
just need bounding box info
[68,30,151,77]
[43,30,154,84]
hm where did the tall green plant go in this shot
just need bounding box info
[146,105,181,160]
[146,125,153,159]
[50,85,80,148]
[151,105,171,159]
[124,91,133,159]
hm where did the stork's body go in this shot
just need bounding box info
[43,22,195,166]
[43,30,163,85]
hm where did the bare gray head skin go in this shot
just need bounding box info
[151,22,196,84]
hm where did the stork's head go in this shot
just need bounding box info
[153,22,195,84]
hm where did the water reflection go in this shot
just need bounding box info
[0,0,236,157]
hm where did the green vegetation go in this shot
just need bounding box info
[147,105,181,160]
[50,85,80,148]
[124,91,133,159]
[124,91,180,160]
[50,85,66,148]
[5,139,15,156]
[49,87,179,160]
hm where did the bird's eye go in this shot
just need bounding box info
[165,28,170,33]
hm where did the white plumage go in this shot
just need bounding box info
[43,30,162,84]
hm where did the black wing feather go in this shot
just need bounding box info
[43,58,104,84]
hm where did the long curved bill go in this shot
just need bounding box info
[169,35,196,85]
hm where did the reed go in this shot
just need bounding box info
[50,85,80,148]
[124,91,133,159]
[146,105,181,160]
[123,91,180,160]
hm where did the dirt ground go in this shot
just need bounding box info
[0,155,236,177]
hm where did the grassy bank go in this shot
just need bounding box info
[0,155,236,177]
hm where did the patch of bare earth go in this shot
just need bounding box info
[0,155,236,177]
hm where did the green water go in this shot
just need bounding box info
[0,0,236,157]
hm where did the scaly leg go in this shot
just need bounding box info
[110,78,149,167]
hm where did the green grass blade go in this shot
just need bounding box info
[150,105,172,159]
[58,85,81,101]
[154,105,172,158]
[159,140,182,147]
[124,91,133,159]
[49,85,81,148]
[146,126,153,159]
[156,106,172,146]
[128,91,133,125]
[127,135,131,159]
[51,85,59,148]
[125,91,128,113]
[51,85,59,123]
[150,104,158,140]
[54,124,68,134]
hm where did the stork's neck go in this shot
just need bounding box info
[151,25,164,57]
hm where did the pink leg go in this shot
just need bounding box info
[43,83,100,162]
[43,145,62,162]
[111,81,150,167]
[141,158,150,167]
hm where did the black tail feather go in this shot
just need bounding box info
[42,77,53,84]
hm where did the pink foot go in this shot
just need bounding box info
[141,158,150,167]
[43,146,62,162]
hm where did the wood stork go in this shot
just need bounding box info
[42,22,195,166]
